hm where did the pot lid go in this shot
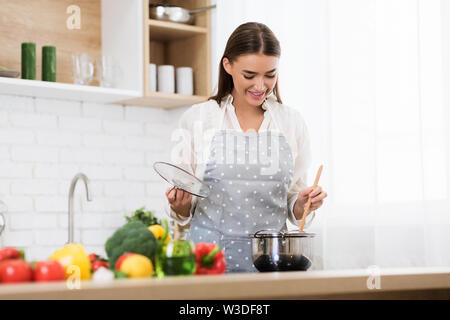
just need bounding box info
[153,161,210,198]
[251,229,315,238]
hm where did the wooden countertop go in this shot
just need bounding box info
[1,267,450,299]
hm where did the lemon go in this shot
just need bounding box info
[120,254,153,278]
[148,224,171,243]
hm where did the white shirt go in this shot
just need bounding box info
[166,93,315,228]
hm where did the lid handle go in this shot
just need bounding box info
[253,229,281,238]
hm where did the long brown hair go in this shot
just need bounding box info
[209,22,282,105]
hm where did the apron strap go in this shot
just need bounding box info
[263,99,283,132]
[219,101,227,131]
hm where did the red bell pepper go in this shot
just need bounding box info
[0,247,25,263]
[194,242,226,275]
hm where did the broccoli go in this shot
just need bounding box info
[125,207,160,227]
[105,221,158,270]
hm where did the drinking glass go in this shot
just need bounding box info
[95,55,115,88]
[71,53,94,85]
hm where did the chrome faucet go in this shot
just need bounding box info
[0,200,6,238]
[68,173,92,244]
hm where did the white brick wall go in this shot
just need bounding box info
[0,94,184,261]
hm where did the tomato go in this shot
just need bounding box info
[0,247,24,263]
[88,253,99,262]
[0,260,33,283]
[91,260,109,272]
[32,260,65,282]
[88,253,109,272]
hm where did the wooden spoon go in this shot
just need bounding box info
[299,165,323,233]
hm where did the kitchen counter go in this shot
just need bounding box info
[0,267,450,299]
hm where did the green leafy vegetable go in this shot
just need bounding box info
[125,207,160,227]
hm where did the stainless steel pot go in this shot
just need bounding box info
[150,4,216,25]
[251,230,315,272]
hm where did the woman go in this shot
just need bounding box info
[165,22,327,273]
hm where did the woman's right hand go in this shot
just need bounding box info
[165,187,192,218]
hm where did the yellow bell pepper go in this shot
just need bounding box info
[50,243,92,280]
[148,224,171,243]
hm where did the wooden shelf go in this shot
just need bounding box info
[0,1,212,108]
[114,91,208,109]
[143,0,212,107]
[0,0,102,85]
[148,19,207,41]
[0,77,140,104]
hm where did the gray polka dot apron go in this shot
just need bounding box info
[189,103,294,273]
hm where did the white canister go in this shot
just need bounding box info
[176,67,194,95]
[148,63,157,92]
[157,65,175,94]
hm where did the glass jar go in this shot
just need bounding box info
[156,239,196,277]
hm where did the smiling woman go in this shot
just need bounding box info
[165,22,327,274]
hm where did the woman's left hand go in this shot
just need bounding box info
[294,185,328,217]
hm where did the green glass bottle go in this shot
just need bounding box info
[156,240,196,277]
